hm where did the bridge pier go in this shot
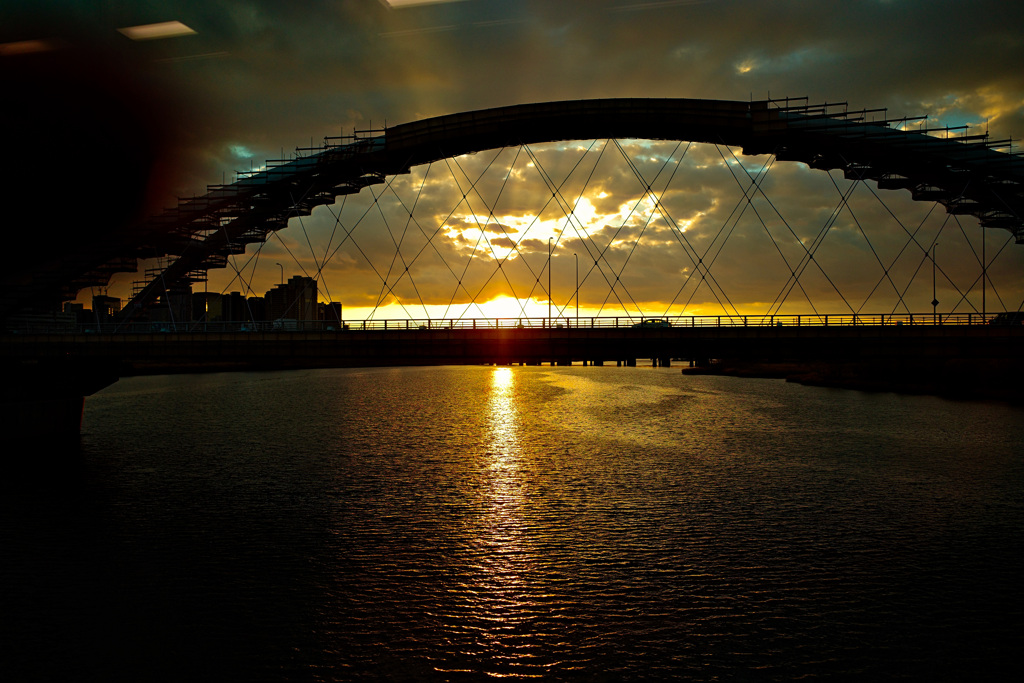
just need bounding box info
[1,360,119,445]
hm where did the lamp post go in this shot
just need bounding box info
[982,227,986,318]
[276,262,284,286]
[574,252,579,325]
[548,237,552,325]
[931,243,939,323]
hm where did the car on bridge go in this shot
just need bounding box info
[988,312,1024,326]
[632,318,672,328]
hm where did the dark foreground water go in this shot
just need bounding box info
[3,366,1023,681]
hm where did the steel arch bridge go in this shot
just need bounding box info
[11,97,1024,322]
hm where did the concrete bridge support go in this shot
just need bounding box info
[1,360,119,444]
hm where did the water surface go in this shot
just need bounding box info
[3,366,1022,680]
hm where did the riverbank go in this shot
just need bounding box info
[683,359,1023,403]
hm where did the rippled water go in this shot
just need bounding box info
[3,366,1023,681]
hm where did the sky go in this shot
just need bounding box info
[4,0,1023,320]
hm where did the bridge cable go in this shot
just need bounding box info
[487,139,622,320]
[308,192,354,324]
[363,149,522,321]
[653,145,745,318]
[476,140,625,317]
[367,169,435,318]
[602,139,692,321]
[714,143,855,317]
[319,175,425,321]
[613,139,740,316]
[367,185,417,317]
[270,200,335,317]
[854,179,981,315]
[709,149,824,317]
[265,179,340,318]
[217,231,269,325]
[497,144,613,319]
[442,153,530,319]
[332,167,444,322]
[345,146,523,321]
[248,181,342,321]
[774,179,859,316]
[605,140,691,316]
[717,144,845,318]
[375,158,496,321]
[396,159,489,322]
[522,141,645,318]
[444,148,537,320]
[940,186,1013,315]
[444,146,533,321]
[857,199,939,317]
[891,218,948,316]
[676,145,793,317]
[962,221,1017,313]
[267,229,330,319]
[684,149,778,315]
[820,172,914,316]
[766,172,860,317]
[550,138,625,321]
[852,170,970,315]
[618,139,742,316]
[316,193,349,286]
[367,183,433,319]
[941,217,1016,314]
[316,154,426,290]
[538,138,675,319]
[515,142,612,308]
[587,141,674,317]
[552,138,634,320]
[292,184,363,312]
[290,190,335,303]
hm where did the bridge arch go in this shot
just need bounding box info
[35,97,1024,322]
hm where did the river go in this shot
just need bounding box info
[3,366,1023,680]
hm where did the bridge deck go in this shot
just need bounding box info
[4,322,1020,370]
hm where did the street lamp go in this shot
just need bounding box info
[982,227,987,317]
[931,243,939,323]
[574,252,579,325]
[548,237,552,325]
[276,262,284,286]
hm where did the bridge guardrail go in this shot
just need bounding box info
[4,312,1016,335]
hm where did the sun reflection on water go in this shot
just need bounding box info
[484,366,523,533]
[445,367,551,678]
[488,367,520,465]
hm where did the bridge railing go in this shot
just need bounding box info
[6,312,1017,334]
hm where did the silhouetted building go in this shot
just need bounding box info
[322,302,343,326]
[92,295,121,323]
[265,276,318,321]
[149,284,191,327]
[63,302,86,324]
[193,292,223,322]
[246,296,265,323]
[191,291,258,327]
[223,292,250,323]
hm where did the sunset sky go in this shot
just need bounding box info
[5,0,1023,319]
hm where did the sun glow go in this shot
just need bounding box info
[476,295,551,320]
